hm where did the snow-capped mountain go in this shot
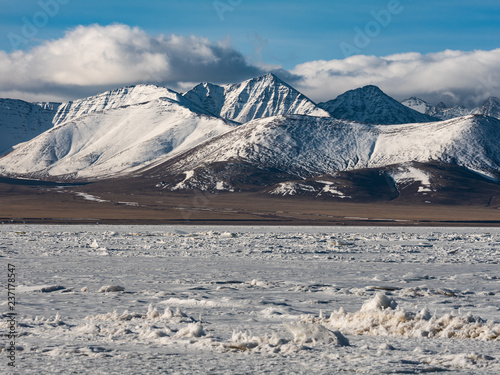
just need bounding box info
[183,73,330,123]
[148,114,500,192]
[402,97,470,120]
[400,97,437,116]
[403,97,473,121]
[473,97,500,119]
[0,99,60,156]
[435,97,500,120]
[319,86,438,125]
[400,97,450,117]
[402,96,500,121]
[0,84,213,158]
[1,74,500,205]
[435,105,473,120]
[0,88,235,179]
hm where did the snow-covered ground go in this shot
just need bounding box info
[1,225,499,374]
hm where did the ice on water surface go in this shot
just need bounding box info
[1,225,499,374]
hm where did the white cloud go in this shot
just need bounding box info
[1,24,499,108]
[0,24,262,101]
[290,49,500,107]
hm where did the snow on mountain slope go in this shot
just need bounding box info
[183,73,330,123]
[388,165,433,194]
[269,180,351,199]
[151,115,500,190]
[1,85,203,158]
[319,86,438,125]
[182,82,226,118]
[157,115,377,178]
[34,102,61,111]
[360,115,500,176]
[0,99,60,156]
[52,84,205,127]
[400,97,451,117]
[0,97,235,179]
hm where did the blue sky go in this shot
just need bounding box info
[1,0,499,104]
[2,0,499,66]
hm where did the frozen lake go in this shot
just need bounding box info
[1,225,499,374]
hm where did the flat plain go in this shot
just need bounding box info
[1,179,499,226]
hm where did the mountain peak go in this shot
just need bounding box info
[334,85,387,99]
[231,72,290,91]
[189,73,281,92]
[248,72,280,82]
[348,85,390,97]
[260,72,279,80]
[474,96,500,118]
[183,74,329,123]
[181,82,226,118]
[359,85,384,92]
[401,97,437,115]
[320,86,438,125]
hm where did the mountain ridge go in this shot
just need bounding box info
[144,114,500,193]
[52,84,213,127]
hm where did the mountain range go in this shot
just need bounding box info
[401,96,500,120]
[0,73,499,204]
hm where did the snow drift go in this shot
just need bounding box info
[307,293,500,341]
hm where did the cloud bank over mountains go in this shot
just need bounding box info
[1,24,499,106]
[290,49,500,107]
[0,24,263,101]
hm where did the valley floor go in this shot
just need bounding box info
[1,225,499,374]
[0,181,499,226]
